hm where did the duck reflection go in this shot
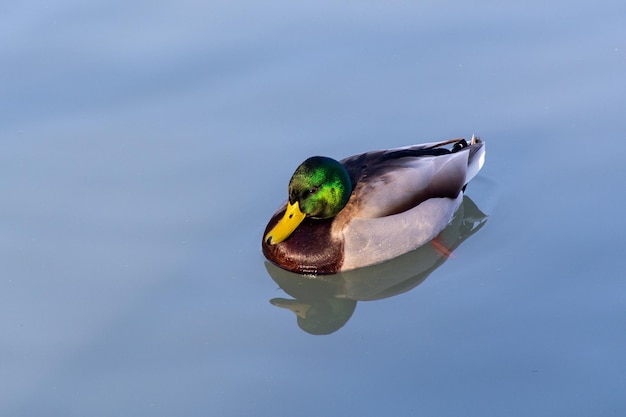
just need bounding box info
[265,196,487,335]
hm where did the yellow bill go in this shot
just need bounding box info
[264,200,306,245]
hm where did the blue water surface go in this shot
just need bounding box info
[2,1,625,416]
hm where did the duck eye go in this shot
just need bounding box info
[309,186,319,195]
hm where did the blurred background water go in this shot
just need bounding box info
[2,0,625,415]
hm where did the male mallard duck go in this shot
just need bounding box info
[262,136,485,274]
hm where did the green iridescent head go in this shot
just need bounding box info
[265,156,352,245]
[288,156,352,218]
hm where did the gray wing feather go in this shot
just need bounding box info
[352,150,469,218]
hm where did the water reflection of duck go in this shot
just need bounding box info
[266,196,487,335]
[263,137,485,274]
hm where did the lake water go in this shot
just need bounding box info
[2,1,625,415]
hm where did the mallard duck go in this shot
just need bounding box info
[262,136,485,275]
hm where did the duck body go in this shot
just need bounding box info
[262,137,485,275]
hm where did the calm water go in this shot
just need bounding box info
[2,1,625,415]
